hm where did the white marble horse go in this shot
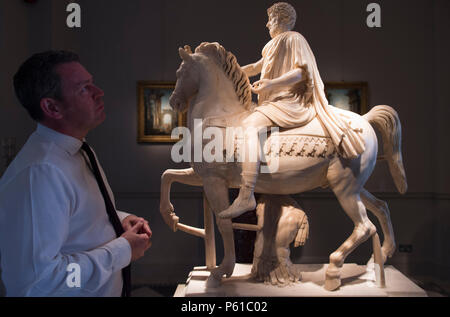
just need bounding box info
[160,42,407,291]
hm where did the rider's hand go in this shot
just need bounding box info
[251,79,274,94]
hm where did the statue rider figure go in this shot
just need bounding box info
[219,2,365,219]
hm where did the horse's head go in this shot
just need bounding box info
[170,42,253,114]
[170,45,199,113]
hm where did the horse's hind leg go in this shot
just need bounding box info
[326,169,377,291]
[361,188,396,263]
[202,176,236,287]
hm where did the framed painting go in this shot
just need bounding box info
[324,82,369,114]
[137,81,186,143]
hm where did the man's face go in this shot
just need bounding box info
[266,13,282,39]
[55,62,105,134]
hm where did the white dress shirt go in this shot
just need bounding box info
[0,124,131,296]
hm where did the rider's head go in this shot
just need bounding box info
[267,2,297,34]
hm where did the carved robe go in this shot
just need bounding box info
[255,31,365,159]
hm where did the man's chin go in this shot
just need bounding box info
[99,112,106,124]
[93,111,106,128]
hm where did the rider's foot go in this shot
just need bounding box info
[218,190,256,219]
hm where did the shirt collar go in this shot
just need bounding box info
[36,124,83,156]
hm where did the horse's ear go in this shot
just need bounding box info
[184,45,193,54]
[179,47,192,61]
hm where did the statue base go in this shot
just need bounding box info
[174,263,427,297]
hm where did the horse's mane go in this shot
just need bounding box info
[195,42,253,111]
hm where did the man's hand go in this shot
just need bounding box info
[252,68,304,96]
[121,221,152,262]
[252,79,275,95]
[122,215,152,238]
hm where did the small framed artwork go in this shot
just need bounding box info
[137,81,187,143]
[324,82,369,114]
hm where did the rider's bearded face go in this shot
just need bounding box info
[266,13,285,39]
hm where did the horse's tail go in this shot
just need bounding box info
[363,105,408,194]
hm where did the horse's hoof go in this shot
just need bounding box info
[382,243,396,259]
[206,273,222,288]
[324,269,341,291]
[222,266,234,278]
[324,276,341,291]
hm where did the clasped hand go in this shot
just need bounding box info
[121,215,152,261]
[122,215,152,237]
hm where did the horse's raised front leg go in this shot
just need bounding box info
[160,168,203,231]
[202,176,235,287]
[361,188,396,264]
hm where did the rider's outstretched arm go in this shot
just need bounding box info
[242,58,263,78]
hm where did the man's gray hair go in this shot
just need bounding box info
[267,2,297,30]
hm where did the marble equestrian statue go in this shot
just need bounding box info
[159,41,407,291]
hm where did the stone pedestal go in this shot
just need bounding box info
[174,263,427,297]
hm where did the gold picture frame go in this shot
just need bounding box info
[137,81,186,143]
[324,82,369,114]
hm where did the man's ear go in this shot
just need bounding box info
[40,98,63,120]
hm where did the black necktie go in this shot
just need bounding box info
[81,142,131,297]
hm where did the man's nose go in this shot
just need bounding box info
[93,85,104,97]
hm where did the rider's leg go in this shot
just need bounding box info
[219,111,273,219]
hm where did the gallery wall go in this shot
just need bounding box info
[0,0,449,287]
